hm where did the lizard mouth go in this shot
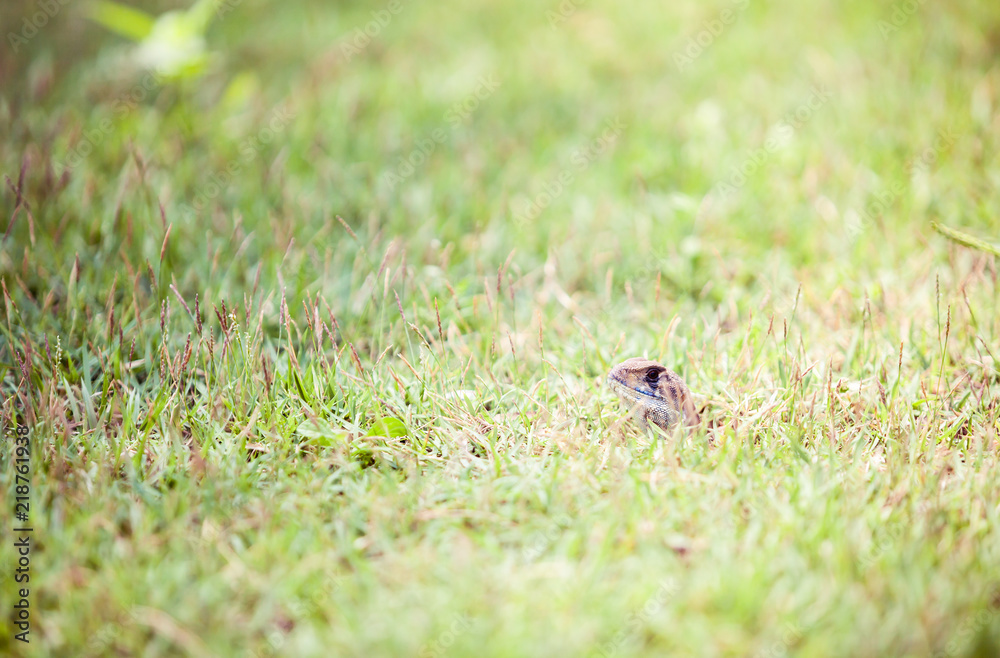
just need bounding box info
[606,374,662,401]
[607,374,679,429]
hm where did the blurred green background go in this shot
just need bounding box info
[2,0,1000,656]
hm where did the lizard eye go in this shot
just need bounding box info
[644,368,660,384]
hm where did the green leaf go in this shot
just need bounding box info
[185,0,221,34]
[88,1,155,41]
[932,222,1000,258]
[367,417,407,439]
[89,0,220,79]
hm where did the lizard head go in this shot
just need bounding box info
[606,357,700,433]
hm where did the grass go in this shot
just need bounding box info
[2,0,1000,655]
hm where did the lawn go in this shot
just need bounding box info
[2,0,1000,656]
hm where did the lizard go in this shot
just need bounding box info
[606,357,701,435]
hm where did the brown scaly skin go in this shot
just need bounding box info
[607,357,701,434]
